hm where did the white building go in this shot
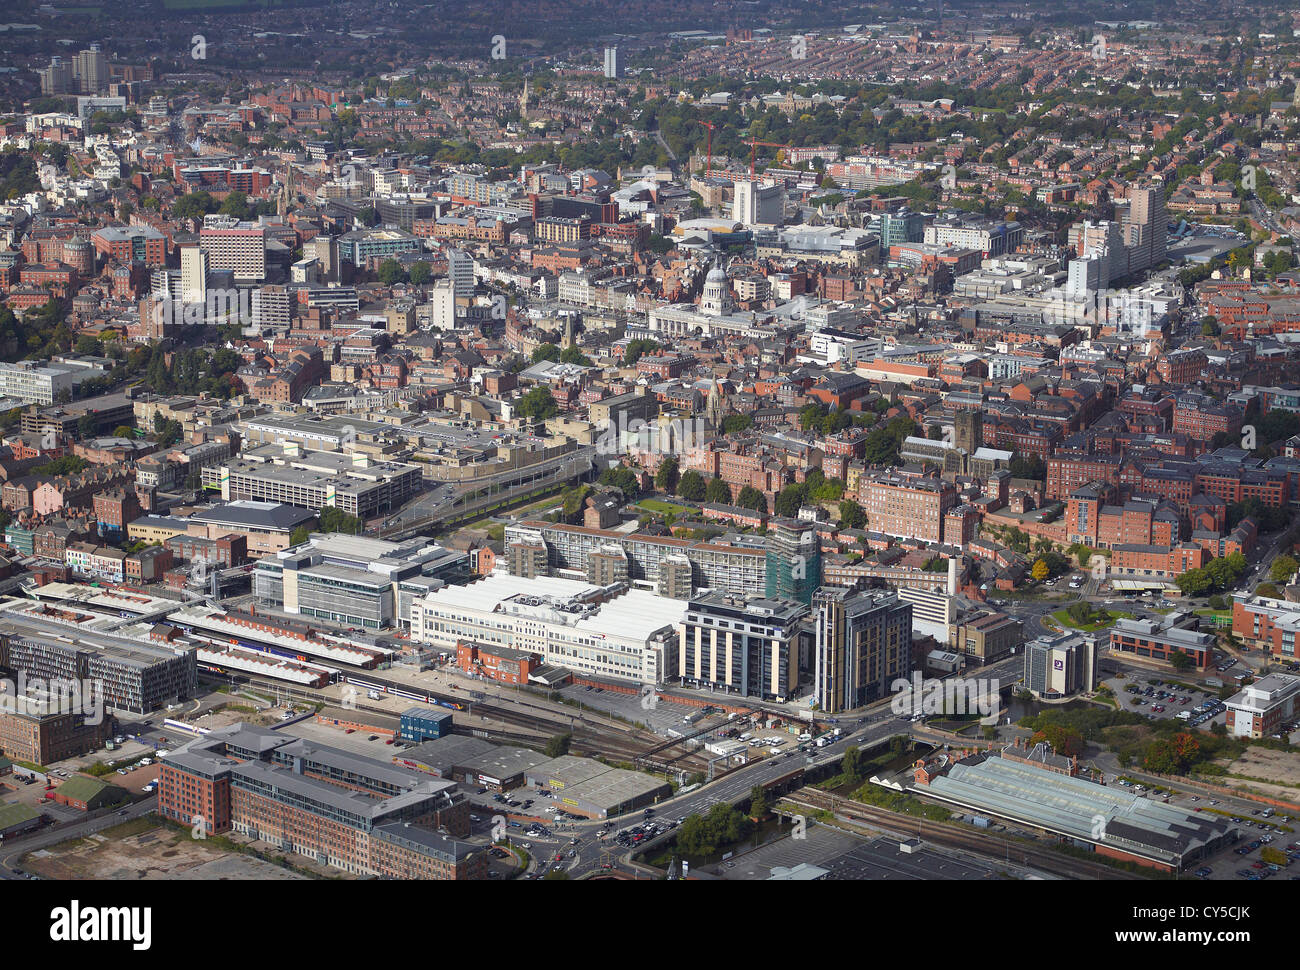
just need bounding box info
[732,179,784,228]
[1224,673,1300,739]
[409,573,682,684]
[0,358,105,405]
[447,248,475,299]
[603,46,622,79]
[428,278,458,331]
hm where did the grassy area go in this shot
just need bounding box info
[1051,608,1131,632]
[98,816,157,840]
[638,499,689,516]
[850,782,952,821]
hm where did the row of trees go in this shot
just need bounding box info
[1173,552,1248,596]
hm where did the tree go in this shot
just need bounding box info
[748,785,768,820]
[1271,555,1298,584]
[676,804,752,857]
[621,339,661,366]
[720,413,752,435]
[705,476,733,504]
[289,525,312,546]
[376,259,406,285]
[531,343,561,363]
[840,746,861,785]
[1031,558,1049,582]
[408,261,432,285]
[559,344,592,366]
[112,424,135,439]
[599,465,640,499]
[1261,846,1288,866]
[1142,732,1201,775]
[655,455,679,494]
[544,733,572,758]
[173,191,218,221]
[517,386,558,421]
[838,499,865,530]
[218,190,252,221]
[1167,649,1193,671]
[735,486,767,513]
[318,507,363,535]
[773,483,806,517]
[677,469,706,502]
[1029,724,1084,758]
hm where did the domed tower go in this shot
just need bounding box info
[700,259,734,317]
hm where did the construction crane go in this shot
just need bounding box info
[743,138,790,177]
[699,120,718,177]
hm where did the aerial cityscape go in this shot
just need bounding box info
[0,0,1297,917]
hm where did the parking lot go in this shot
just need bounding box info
[1106,673,1228,729]
[710,824,1002,880]
[1195,819,1300,881]
[287,718,404,759]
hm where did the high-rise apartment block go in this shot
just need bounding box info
[812,587,912,713]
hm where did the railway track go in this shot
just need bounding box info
[206,673,707,770]
[785,787,1146,881]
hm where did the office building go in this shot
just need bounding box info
[338,227,420,267]
[158,725,483,879]
[447,248,475,299]
[254,533,466,631]
[202,445,423,519]
[411,574,680,684]
[0,695,114,765]
[732,180,784,228]
[199,219,267,282]
[812,587,912,713]
[504,520,766,597]
[859,471,958,544]
[0,359,106,405]
[923,219,1022,258]
[1109,613,1215,669]
[180,246,209,305]
[1024,631,1096,699]
[877,209,926,247]
[764,518,822,606]
[677,592,807,701]
[950,609,1023,665]
[1224,674,1300,739]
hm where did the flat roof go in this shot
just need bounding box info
[923,752,1231,864]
